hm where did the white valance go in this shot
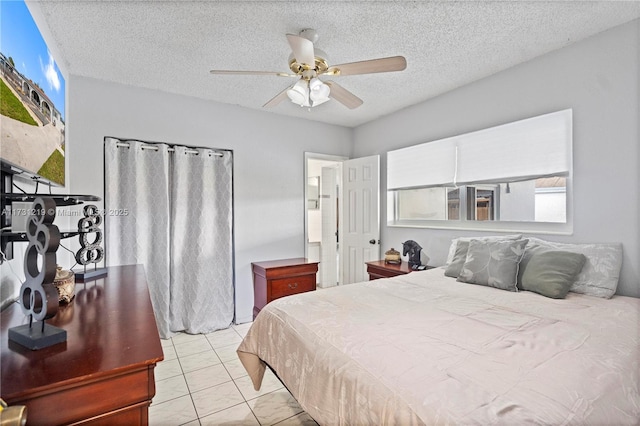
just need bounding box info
[387,109,572,190]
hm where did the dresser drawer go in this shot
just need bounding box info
[270,275,316,300]
[12,367,153,425]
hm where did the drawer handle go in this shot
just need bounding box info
[288,282,298,289]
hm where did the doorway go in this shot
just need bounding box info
[305,153,345,288]
[305,153,381,287]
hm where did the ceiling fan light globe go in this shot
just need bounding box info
[308,77,321,89]
[309,78,330,103]
[286,89,306,106]
[287,80,310,107]
[316,84,331,98]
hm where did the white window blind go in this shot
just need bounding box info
[387,109,572,190]
[456,109,572,184]
[387,137,457,190]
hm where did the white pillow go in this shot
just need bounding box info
[521,237,623,298]
[445,234,523,266]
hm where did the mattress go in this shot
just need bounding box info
[237,268,640,425]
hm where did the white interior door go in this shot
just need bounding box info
[319,165,339,288]
[340,155,380,284]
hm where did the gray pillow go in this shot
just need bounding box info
[521,250,587,299]
[518,237,623,298]
[457,239,529,291]
[444,240,470,278]
[445,234,523,266]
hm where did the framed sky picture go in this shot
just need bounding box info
[1,0,66,186]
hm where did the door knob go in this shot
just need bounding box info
[369,239,376,244]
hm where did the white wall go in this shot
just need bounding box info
[353,20,639,297]
[67,76,352,323]
[3,19,637,324]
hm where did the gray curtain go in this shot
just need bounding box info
[169,146,234,334]
[105,138,233,338]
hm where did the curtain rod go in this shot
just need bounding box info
[114,142,224,157]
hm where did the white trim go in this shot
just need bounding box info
[388,219,572,235]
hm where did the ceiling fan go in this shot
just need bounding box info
[209,29,407,110]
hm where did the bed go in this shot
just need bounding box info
[237,239,640,425]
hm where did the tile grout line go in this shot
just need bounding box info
[153,326,314,426]
[173,330,244,423]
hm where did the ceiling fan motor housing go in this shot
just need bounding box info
[289,52,329,78]
[299,28,319,43]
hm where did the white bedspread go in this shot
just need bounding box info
[237,268,640,425]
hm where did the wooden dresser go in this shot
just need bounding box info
[252,258,319,319]
[365,260,434,280]
[1,264,164,425]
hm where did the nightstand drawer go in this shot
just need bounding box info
[270,275,316,300]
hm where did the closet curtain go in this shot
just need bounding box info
[104,138,233,338]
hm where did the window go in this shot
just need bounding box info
[387,110,572,233]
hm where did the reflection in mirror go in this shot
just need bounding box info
[307,176,320,210]
[394,176,566,223]
[386,109,572,232]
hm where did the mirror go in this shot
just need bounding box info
[307,176,320,210]
[386,109,572,232]
[392,177,566,223]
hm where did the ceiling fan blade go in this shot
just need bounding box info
[325,81,363,109]
[325,56,407,76]
[263,87,290,108]
[286,34,315,66]
[210,70,295,77]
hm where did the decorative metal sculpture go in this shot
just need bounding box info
[9,197,67,349]
[76,205,104,265]
[75,205,107,281]
[402,240,423,268]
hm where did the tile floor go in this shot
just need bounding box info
[150,322,319,426]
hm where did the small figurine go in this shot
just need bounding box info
[402,240,422,268]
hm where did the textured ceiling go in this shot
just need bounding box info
[30,1,640,128]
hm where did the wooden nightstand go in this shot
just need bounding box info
[365,260,434,280]
[252,258,319,319]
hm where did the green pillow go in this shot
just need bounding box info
[521,251,587,299]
